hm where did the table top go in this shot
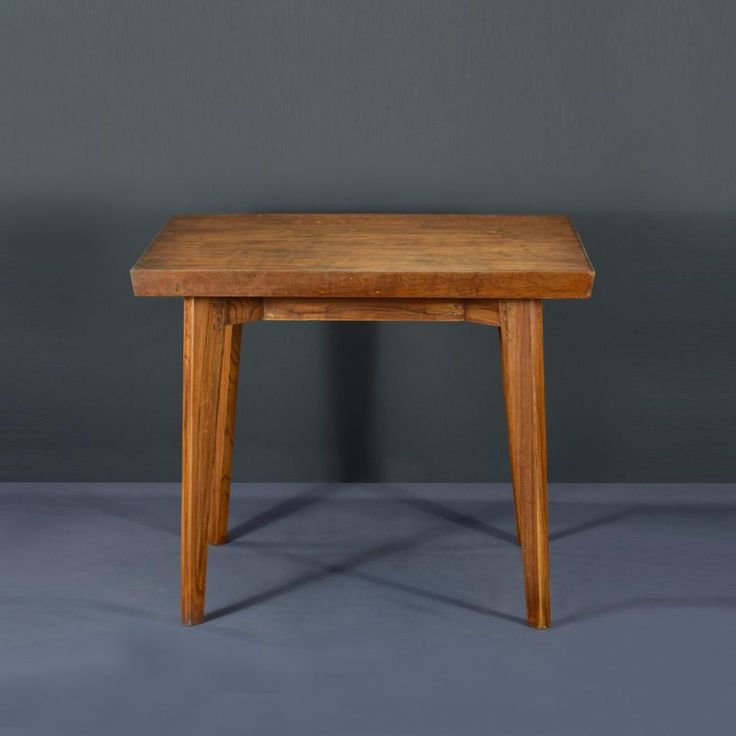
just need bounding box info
[130,214,594,299]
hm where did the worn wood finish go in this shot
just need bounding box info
[181,297,227,625]
[130,214,594,299]
[221,297,501,325]
[465,299,501,326]
[225,297,263,325]
[262,297,466,322]
[208,322,243,546]
[499,299,550,629]
[498,328,523,546]
[131,213,594,629]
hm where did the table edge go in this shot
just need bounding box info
[130,267,595,299]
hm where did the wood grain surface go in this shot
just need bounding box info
[499,299,550,629]
[207,322,242,546]
[181,297,226,625]
[261,297,466,322]
[143,215,589,628]
[130,214,594,299]
[223,297,499,324]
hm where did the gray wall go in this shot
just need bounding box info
[1,1,734,482]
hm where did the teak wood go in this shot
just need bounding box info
[131,214,593,299]
[208,322,242,546]
[499,300,550,628]
[181,297,227,625]
[130,213,595,629]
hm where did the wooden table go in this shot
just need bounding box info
[130,214,594,628]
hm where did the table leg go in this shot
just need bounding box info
[499,299,551,629]
[181,297,227,625]
[498,328,523,547]
[208,323,243,545]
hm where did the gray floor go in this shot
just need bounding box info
[1,483,735,735]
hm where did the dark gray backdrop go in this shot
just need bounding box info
[2,1,734,482]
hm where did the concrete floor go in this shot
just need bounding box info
[1,482,735,735]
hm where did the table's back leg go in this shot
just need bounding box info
[181,297,227,625]
[498,327,523,546]
[208,322,243,546]
[499,299,551,629]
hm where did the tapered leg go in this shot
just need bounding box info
[208,323,243,545]
[499,299,550,629]
[498,328,523,546]
[181,297,227,625]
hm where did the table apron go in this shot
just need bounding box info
[222,297,501,326]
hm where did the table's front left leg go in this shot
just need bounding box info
[181,297,227,625]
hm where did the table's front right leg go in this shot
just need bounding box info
[499,299,551,629]
[181,297,227,625]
